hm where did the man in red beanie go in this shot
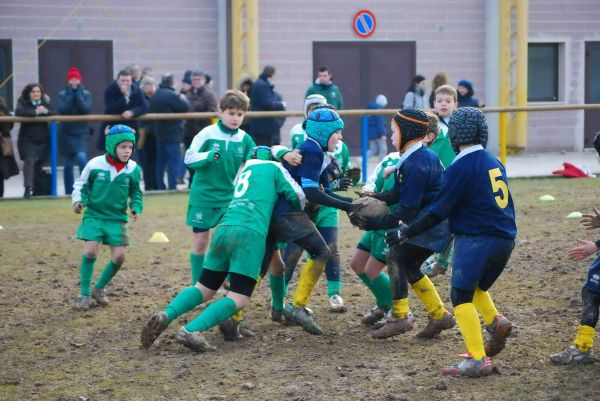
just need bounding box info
[57,67,92,194]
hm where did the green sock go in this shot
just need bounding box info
[327,280,342,297]
[371,273,392,310]
[80,255,96,296]
[190,253,205,285]
[184,297,237,332]
[164,286,203,321]
[270,273,285,312]
[95,260,121,289]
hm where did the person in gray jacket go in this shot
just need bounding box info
[57,67,92,194]
[402,75,428,110]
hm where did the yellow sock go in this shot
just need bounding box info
[231,308,244,322]
[473,287,498,326]
[411,276,446,319]
[574,325,595,353]
[292,259,325,308]
[391,298,409,319]
[454,303,486,360]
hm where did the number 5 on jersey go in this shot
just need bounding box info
[488,168,509,209]
[234,170,252,198]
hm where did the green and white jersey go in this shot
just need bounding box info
[185,120,256,208]
[72,155,143,222]
[290,123,306,150]
[363,151,400,194]
[429,121,455,168]
[220,159,305,237]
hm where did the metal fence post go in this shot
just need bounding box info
[50,121,58,196]
[361,115,368,183]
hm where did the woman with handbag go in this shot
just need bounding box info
[0,97,19,197]
[16,83,54,198]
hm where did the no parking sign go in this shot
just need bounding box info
[353,10,376,38]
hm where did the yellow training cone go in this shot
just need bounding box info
[539,194,555,201]
[567,211,583,219]
[0,225,3,230]
[149,232,170,243]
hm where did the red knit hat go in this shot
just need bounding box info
[66,67,83,81]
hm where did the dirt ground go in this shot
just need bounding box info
[1,178,600,401]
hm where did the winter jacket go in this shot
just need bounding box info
[15,97,54,145]
[305,79,344,110]
[457,80,480,108]
[249,73,285,139]
[148,84,190,143]
[57,85,92,153]
[367,102,387,140]
[184,86,218,139]
[402,89,427,110]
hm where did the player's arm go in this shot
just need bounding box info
[275,164,306,211]
[362,157,388,193]
[271,145,302,166]
[128,166,144,217]
[72,161,92,209]
[184,133,219,169]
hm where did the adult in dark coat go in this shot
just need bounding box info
[15,83,54,198]
[138,76,157,190]
[57,67,92,194]
[249,65,285,146]
[0,97,19,197]
[149,74,190,190]
[457,80,481,108]
[97,69,148,152]
[184,70,218,185]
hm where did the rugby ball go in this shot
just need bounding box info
[352,197,389,218]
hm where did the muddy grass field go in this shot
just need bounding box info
[1,178,600,401]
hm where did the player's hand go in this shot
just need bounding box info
[385,227,408,248]
[130,210,138,222]
[346,166,361,182]
[282,150,302,166]
[568,239,598,260]
[581,208,600,230]
[121,110,134,119]
[73,202,83,214]
[382,165,396,179]
[334,177,352,191]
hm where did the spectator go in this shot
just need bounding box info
[184,70,218,185]
[249,65,286,146]
[129,64,142,86]
[367,94,388,161]
[429,72,448,108]
[149,73,190,190]
[15,83,54,198]
[57,67,92,194]
[237,73,253,133]
[97,69,148,152]
[181,70,193,95]
[402,75,428,110]
[457,80,481,108]
[141,66,154,79]
[0,97,19,197]
[138,76,157,190]
[305,66,344,110]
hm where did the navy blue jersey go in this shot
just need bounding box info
[429,147,517,239]
[284,138,327,189]
[395,145,444,211]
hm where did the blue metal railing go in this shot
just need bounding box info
[50,122,58,196]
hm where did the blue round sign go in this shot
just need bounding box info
[353,10,376,38]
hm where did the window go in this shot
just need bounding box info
[0,40,12,110]
[528,43,559,102]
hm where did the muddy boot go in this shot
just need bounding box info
[416,311,455,338]
[329,294,347,313]
[550,346,594,365]
[372,312,415,339]
[484,315,512,357]
[361,307,387,326]
[91,288,109,306]
[219,318,242,341]
[443,356,493,377]
[74,295,91,310]
[141,311,170,348]
[238,321,256,338]
[175,327,216,352]
[283,303,323,335]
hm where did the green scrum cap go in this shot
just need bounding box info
[105,124,136,159]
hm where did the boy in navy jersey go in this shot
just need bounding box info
[386,107,517,377]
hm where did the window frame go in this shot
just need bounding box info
[527,41,566,104]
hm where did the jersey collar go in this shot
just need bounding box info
[396,141,422,169]
[451,144,484,165]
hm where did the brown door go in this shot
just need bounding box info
[0,39,13,110]
[38,40,113,156]
[585,41,600,148]
[313,41,416,154]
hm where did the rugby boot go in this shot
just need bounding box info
[141,311,170,348]
[219,318,242,341]
[91,287,109,306]
[416,311,455,338]
[74,295,91,310]
[443,355,493,377]
[371,312,415,339]
[484,315,512,357]
[329,294,347,313]
[238,321,256,338]
[175,327,216,352]
[550,346,594,365]
[283,303,323,335]
[361,306,387,326]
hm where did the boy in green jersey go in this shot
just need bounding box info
[71,124,143,310]
[184,90,300,286]
[141,146,305,352]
